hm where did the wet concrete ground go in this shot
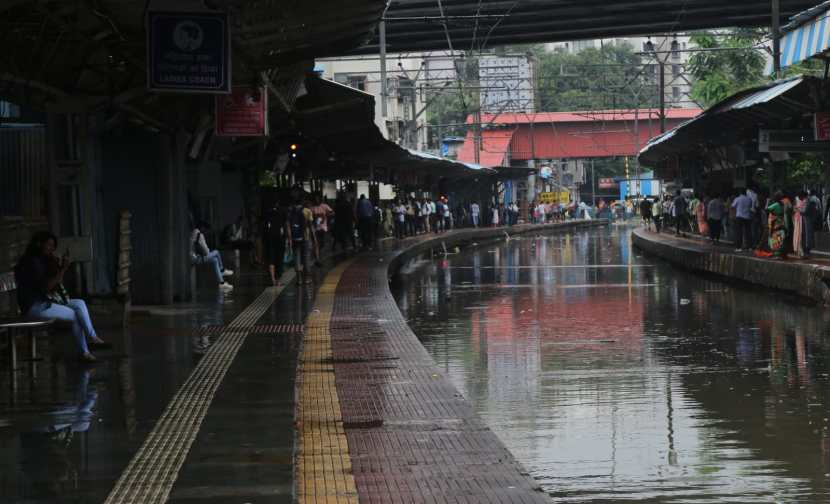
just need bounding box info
[0,263,320,503]
[394,225,830,503]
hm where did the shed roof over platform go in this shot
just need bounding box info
[352,0,819,55]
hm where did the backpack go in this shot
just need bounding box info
[289,206,306,241]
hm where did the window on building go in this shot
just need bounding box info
[672,64,680,77]
[671,40,680,59]
[347,75,367,91]
[672,87,681,100]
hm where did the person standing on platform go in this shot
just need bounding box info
[651,197,663,232]
[639,198,652,227]
[746,187,760,246]
[471,201,481,228]
[263,201,288,286]
[288,198,316,285]
[706,195,725,244]
[793,191,808,258]
[766,192,788,259]
[310,196,333,261]
[671,191,688,236]
[356,194,375,250]
[731,190,753,252]
[696,195,709,237]
[394,200,406,239]
[805,191,821,257]
[332,194,355,253]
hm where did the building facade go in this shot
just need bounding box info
[316,52,463,152]
[546,36,696,109]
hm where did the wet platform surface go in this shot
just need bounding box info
[395,225,830,502]
[0,262,318,503]
[2,222,588,504]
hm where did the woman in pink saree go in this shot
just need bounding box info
[696,195,709,237]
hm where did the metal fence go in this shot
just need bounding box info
[0,125,48,218]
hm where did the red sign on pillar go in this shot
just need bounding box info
[215,86,268,136]
[815,112,830,141]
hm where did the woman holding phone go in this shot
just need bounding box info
[14,232,108,362]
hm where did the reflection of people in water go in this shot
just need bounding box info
[19,369,98,497]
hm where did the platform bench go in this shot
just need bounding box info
[0,271,53,371]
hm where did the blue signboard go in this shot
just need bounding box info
[147,11,231,93]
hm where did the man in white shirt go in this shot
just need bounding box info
[190,222,234,291]
[471,202,480,227]
[731,191,753,252]
[393,200,406,239]
[421,198,431,233]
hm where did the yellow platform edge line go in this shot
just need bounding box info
[296,260,359,504]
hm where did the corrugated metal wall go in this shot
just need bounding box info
[0,126,48,219]
[101,128,164,304]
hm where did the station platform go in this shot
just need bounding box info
[2,220,604,504]
[632,226,830,305]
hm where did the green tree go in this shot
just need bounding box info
[687,30,766,107]
[426,87,479,141]
[534,43,657,111]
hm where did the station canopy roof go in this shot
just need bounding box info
[293,76,493,188]
[0,0,386,108]
[638,76,827,166]
[777,1,830,70]
[0,0,819,107]
[350,0,818,55]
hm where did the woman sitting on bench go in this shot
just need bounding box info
[14,232,108,363]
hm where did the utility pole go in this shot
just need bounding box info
[379,20,388,118]
[473,109,481,165]
[772,0,781,79]
[659,60,666,133]
[591,158,596,205]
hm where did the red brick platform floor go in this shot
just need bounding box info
[296,222,606,504]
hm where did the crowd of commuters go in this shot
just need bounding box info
[644,187,823,260]
[254,191,606,287]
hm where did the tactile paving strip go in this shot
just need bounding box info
[250,323,305,335]
[104,276,294,504]
[295,259,359,504]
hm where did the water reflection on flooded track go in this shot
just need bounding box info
[393,225,830,503]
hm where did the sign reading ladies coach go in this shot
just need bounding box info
[147,11,231,93]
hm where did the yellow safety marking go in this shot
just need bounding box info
[296,260,359,504]
[104,271,295,504]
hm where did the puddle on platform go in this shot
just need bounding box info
[394,226,830,503]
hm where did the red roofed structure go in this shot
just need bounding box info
[457,109,701,167]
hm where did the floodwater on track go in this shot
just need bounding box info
[392,225,830,503]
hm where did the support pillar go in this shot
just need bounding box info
[160,133,176,305]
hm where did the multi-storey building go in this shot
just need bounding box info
[478,55,537,114]
[546,36,696,109]
[316,52,462,152]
